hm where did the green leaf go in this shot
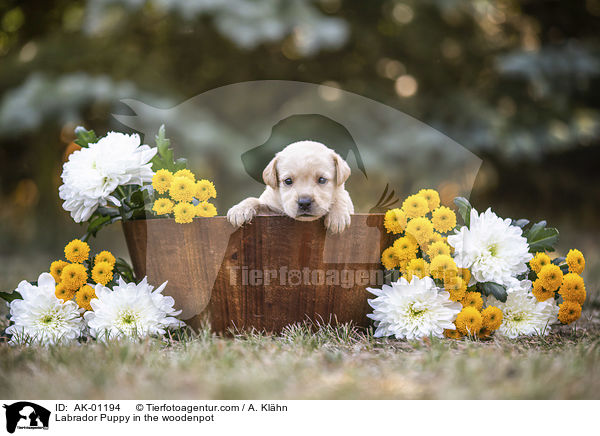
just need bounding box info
[453,197,472,227]
[114,257,136,283]
[129,190,145,208]
[74,126,97,148]
[479,282,507,302]
[150,125,187,172]
[0,291,21,302]
[174,157,188,171]
[155,124,171,155]
[95,206,120,217]
[82,214,122,240]
[551,256,566,265]
[525,220,546,241]
[525,221,559,253]
[512,219,530,228]
[87,214,111,233]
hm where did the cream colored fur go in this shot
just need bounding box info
[227,140,354,233]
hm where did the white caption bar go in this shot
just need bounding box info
[0,400,597,435]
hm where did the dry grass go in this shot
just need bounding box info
[1,227,598,400]
[1,314,599,400]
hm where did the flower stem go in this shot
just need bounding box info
[116,186,127,203]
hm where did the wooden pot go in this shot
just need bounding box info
[122,214,393,333]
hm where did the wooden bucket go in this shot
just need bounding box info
[122,214,393,333]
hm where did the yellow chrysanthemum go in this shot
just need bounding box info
[94,250,116,268]
[381,247,400,270]
[405,258,430,280]
[477,327,492,339]
[444,275,467,302]
[50,260,69,283]
[55,283,76,302]
[92,261,113,285]
[430,254,458,280]
[169,176,196,203]
[558,301,582,325]
[405,217,434,243]
[559,273,586,305]
[559,287,586,306]
[457,268,471,284]
[60,263,88,291]
[76,285,97,311]
[195,201,218,217]
[560,273,585,292]
[538,264,563,292]
[448,289,466,303]
[196,179,217,201]
[402,195,429,219]
[383,208,407,234]
[174,168,196,181]
[529,252,551,274]
[392,236,418,261]
[532,279,554,302]
[445,237,455,255]
[429,232,444,245]
[418,232,442,253]
[481,306,503,331]
[392,248,416,264]
[64,239,90,263]
[152,169,174,194]
[418,238,432,253]
[393,235,418,252]
[455,307,483,336]
[152,198,174,215]
[566,249,585,274]
[417,189,441,211]
[443,329,463,339]
[173,202,196,224]
[427,240,451,259]
[397,259,410,274]
[431,206,457,233]
[461,291,483,311]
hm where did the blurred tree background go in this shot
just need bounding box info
[0,0,599,292]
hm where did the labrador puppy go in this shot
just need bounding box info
[227,140,354,233]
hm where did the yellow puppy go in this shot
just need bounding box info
[227,140,354,233]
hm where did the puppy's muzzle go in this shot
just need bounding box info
[297,196,313,214]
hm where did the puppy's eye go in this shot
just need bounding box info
[284,178,293,185]
[318,177,327,184]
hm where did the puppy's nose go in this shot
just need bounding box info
[297,196,313,212]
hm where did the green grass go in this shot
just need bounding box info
[1,316,599,400]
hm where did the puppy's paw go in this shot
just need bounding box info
[324,210,351,234]
[227,201,258,227]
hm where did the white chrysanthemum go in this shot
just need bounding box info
[367,276,462,340]
[59,132,157,222]
[488,281,558,338]
[447,208,532,288]
[6,273,84,346]
[84,277,185,341]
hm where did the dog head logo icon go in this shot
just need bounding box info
[3,402,50,433]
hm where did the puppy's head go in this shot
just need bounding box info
[262,140,350,221]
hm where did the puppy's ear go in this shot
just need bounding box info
[262,157,279,189]
[333,152,351,186]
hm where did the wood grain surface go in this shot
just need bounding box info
[123,214,393,333]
